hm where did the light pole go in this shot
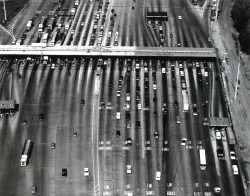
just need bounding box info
[3,0,7,21]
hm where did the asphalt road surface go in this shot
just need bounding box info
[2,0,212,47]
[0,0,246,195]
[0,57,245,196]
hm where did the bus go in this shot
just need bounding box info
[20,140,32,166]
[199,149,206,170]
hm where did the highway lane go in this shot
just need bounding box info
[0,57,246,196]
[3,0,213,47]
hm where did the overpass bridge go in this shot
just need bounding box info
[0,45,216,58]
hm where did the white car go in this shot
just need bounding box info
[84,168,89,176]
[127,165,132,174]
[155,171,161,180]
[232,165,238,175]
[216,131,221,139]
[116,112,121,119]
[180,70,184,76]
[181,138,187,146]
[230,151,236,159]
[138,104,142,110]
[178,16,182,20]
[153,84,157,90]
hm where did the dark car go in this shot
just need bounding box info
[126,113,130,121]
[154,111,157,117]
[39,113,45,121]
[62,168,67,177]
[202,103,206,110]
[153,97,157,103]
[136,121,140,127]
[81,99,85,106]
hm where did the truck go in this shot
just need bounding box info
[71,7,76,15]
[226,126,236,145]
[182,90,189,112]
[38,16,47,32]
[47,18,56,32]
[20,140,32,166]
[199,149,206,170]
[26,20,33,31]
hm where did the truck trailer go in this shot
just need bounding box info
[182,90,189,112]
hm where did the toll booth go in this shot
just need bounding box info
[0,100,16,117]
[209,117,230,127]
[146,10,168,22]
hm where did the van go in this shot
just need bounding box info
[156,171,161,180]
[232,165,238,175]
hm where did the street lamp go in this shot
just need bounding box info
[2,0,7,21]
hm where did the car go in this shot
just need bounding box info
[31,186,37,194]
[153,84,157,90]
[51,143,56,149]
[154,111,157,117]
[216,131,221,140]
[230,151,236,159]
[100,102,105,108]
[178,16,182,20]
[126,113,130,121]
[181,138,187,146]
[214,187,221,193]
[116,112,121,119]
[84,168,89,176]
[81,21,85,26]
[136,121,140,127]
[39,113,45,121]
[117,91,121,96]
[153,97,157,103]
[177,43,181,47]
[62,168,67,177]
[154,132,159,139]
[155,171,161,180]
[180,70,184,77]
[126,138,132,146]
[174,101,178,108]
[126,123,131,129]
[176,116,181,124]
[193,104,198,115]
[138,104,142,110]
[202,103,206,110]
[127,165,132,174]
[94,24,98,29]
[232,165,238,175]
[81,99,85,106]
[22,120,27,125]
